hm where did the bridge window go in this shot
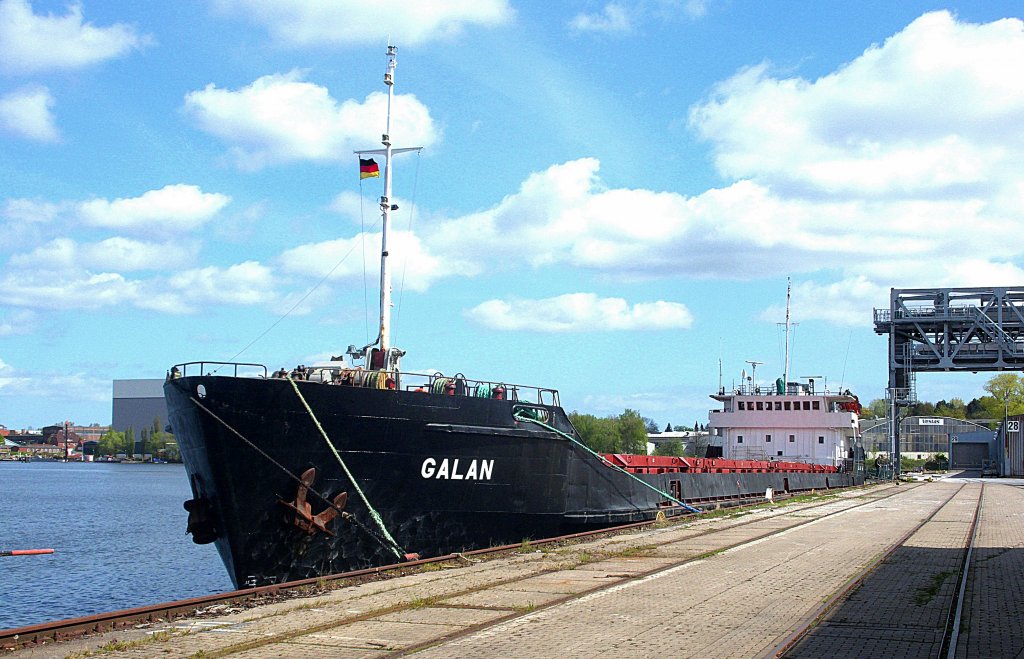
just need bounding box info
[784,402,792,410]
[738,402,745,410]
[765,434,772,442]
[756,402,764,410]
[789,434,795,442]
[737,435,744,443]
[803,401,811,410]
[818,436,825,444]
[812,401,820,410]
[774,402,782,410]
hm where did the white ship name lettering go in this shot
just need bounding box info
[420,457,494,480]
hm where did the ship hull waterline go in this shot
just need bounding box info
[165,375,858,589]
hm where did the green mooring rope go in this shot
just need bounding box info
[289,377,406,559]
[512,412,703,514]
[187,393,403,557]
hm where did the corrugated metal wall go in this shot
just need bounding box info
[951,442,988,469]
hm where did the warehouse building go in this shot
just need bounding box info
[112,379,168,434]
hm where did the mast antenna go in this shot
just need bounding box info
[745,360,764,391]
[777,277,798,387]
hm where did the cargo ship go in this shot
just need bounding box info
[164,48,862,589]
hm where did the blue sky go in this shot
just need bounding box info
[2,1,1022,430]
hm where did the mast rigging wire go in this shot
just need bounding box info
[359,176,371,345]
[224,240,361,365]
[392,151,422,348]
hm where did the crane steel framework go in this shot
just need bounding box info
[873,286,1024,473]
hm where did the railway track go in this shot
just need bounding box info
[2,482,906,656]
[1,483,892,654]
[768,481,985,658]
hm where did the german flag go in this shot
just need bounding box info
[359,158,380,179]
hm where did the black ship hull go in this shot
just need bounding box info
[165,374,859,589]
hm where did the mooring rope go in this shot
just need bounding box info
[186,393,406,558]
[512,412,703,514]
[287,377,406,559]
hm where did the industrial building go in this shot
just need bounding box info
[112,379,168,435]
[861,416,1002,471]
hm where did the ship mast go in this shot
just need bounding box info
[352,45,421,371]
[379,45,397,366]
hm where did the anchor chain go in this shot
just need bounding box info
[287,377,410,561]
[185,392,413,560]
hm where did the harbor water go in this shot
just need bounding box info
[0,461,233,630]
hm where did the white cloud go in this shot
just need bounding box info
[1,197,64,224]
[0,86,58,141]
[77,184,231,233]
[0,258,273,314]
[184,71,438,170]
[682,0,709,19]
[9,237,194,272]
[271,286,336,318]
[0,356,108,403]
[466,293,693,332]
[570,0,709,36]
[758,277,889,327]
[409,12,1024,327]
[0,269,146,310]
[0,309,36,336]
[0,0,151,75]
[415,152,1024,291]
[278,230,474,292]
[328,190,365,222]
[4,10,1021,334]
[569,3,634,35]
[689,11,1024,199]
[418,160,826,278]
[167,261,277,307]
[210,0,512,47]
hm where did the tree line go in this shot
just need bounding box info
[863,373,1024,425]
[567,409,651,455]
[567,409,708,457]
[96,417,180,461]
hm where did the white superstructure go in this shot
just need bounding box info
[708,380,860,467]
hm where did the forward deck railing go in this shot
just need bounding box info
[169,361,560,407]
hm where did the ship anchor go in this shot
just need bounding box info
[278,467,349,536]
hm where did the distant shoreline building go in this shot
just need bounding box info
[646,430,711,456]
[112,379,168,434]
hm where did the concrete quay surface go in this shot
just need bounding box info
[13,476,1024,658]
